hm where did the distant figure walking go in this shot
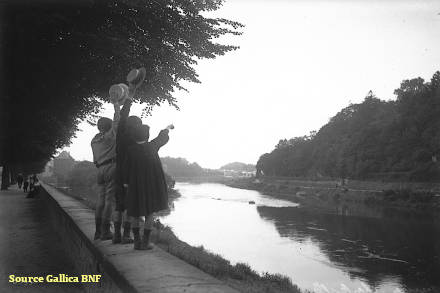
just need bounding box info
[123,124,171,250]
[23,178,29,192]
[17,174,23,189]
[29,174,38,192]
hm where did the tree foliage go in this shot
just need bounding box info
[220,162,255,172]
[161,156,204,177]
[0,0,242,187]
[161,156,221,177]
[257,71,440,182]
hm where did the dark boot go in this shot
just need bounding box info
[133,227,141,250]
[141,229,153,250]
[100,221,113,240]
[112,222,122,244]
[121,222,134,244]
[94,218,102,240]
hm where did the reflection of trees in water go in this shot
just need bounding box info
[257,206,440,291]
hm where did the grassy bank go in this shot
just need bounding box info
[49,183,305,293]
[151,221,304,293]
[226,177,440,213]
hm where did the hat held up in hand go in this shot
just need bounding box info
[109,83,129,104]
[127,67,146,88]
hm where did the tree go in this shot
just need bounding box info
[161,157,204,177]
[220,162,255,172]
[257,71,440,182]
[0,0,243,189]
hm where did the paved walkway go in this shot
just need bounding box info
[0,186,84,292]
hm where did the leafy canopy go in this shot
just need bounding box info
[0,0,243,175]
[257,71,440,182]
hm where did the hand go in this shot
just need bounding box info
[127,83,136,99]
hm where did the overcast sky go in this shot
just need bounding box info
[63,0,440,169]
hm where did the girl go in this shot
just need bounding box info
[123,124,171,250]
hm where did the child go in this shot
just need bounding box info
[123,124,170,250]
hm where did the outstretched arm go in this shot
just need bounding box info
[117,84,137,135]
[149,129,169,152]
[111,103,121,133]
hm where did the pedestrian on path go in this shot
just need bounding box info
[29,174,37,192]
[23,178,29,192]
[17,174,23,189]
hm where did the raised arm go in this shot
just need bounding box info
[149,129,169,152]
[111,103,121,133]
[117,84,136,135]
[118,98,132,135]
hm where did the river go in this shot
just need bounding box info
[160,182,440,293]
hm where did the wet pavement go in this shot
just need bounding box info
[0,186,84,292]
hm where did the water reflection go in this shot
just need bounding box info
[160,182,440,293]
[257,206,440,292]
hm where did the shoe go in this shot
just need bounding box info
[101,231,113,241]
[94,218,102,240]
[133,227,150,250]
[134,240,153,250]
[133,234,141,250]
[140,229,153,250]
[112,222,122,244]
[121,235,134,244]
[112,231,121,244]
[121,222,133,244]
[100,222,113,241]
[94,231,101,240]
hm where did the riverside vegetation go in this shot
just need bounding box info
[45,162,305,293]
[227,177,440,214]
[257,71,440,183]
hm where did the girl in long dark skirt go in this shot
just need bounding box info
[123,124,170,250]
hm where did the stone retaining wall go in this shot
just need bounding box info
[40,182,238,293]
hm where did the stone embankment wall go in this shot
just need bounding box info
[40,182,238,293]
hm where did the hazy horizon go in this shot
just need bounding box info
[63,0,440,169]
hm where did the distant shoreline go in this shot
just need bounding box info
[220,177,440,215]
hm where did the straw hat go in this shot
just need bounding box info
[109,83,129,104]
[127,67,146,88]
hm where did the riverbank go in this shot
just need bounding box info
[225,177,440,214]
[49,183,305,293]
[174,175,229,184]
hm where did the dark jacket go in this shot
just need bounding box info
[115,99,133,210]
[123,130,169,217]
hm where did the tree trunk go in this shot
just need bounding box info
[1,164,10,190]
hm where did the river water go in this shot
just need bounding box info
[160,182,440,293]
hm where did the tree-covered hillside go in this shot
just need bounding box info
[257,71,440,182]
[221,162,255,172]
[161,157,222,178]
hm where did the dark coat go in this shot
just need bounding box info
[116,99,133,184]
[115,99,134,211]
[123,130,169,217]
